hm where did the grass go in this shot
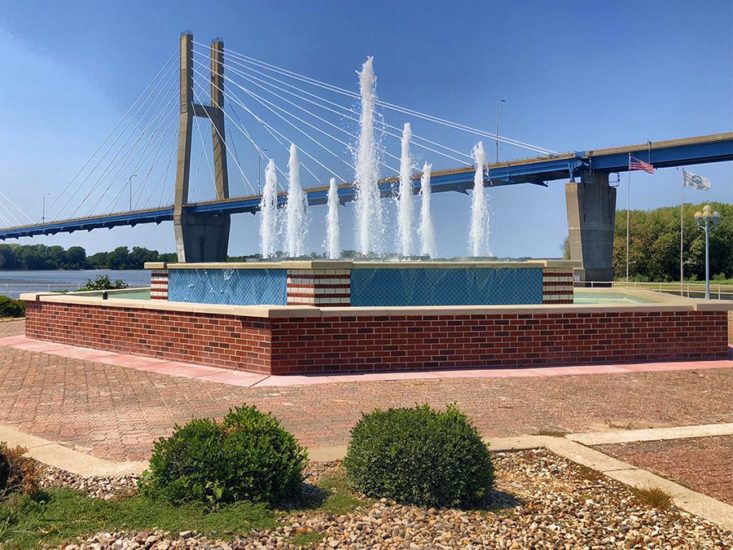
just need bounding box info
[0,469,370,549]
[534,429,569,437]
[0,489,277,549]
[288,530,324,547]
[629,486,673,510]
[314,470,371,515]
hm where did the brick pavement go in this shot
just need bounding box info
[1,318,732,462]
[597,436,733,505]
[0,319,24,337]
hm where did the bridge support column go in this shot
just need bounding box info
[173,33,231,263]
[565,172,616,282]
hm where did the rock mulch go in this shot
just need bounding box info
[39,463,139,500]
[51,449,733,549]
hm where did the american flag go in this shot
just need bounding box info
[628,155,655,174]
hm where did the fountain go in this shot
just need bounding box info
[469,141,489,256]
[259,159,278,258]
[285,143,307,257]
[397,123,413,256]
[326,177,341,259]
[354,57,383,256]
[418,162,436,257]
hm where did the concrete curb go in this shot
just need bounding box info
[567,423,733,446]
[2,422,732,531]
[0,425,147,477]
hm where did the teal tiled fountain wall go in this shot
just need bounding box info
[168,268,287,305]
[350,268,543,306]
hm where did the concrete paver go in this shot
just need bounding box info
[1,316,732,462]
[597,436,733,506]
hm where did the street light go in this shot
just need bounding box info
[495,99,506,163]
[694,204,721,300]
[127,174,137,211]
[41,192,51,223]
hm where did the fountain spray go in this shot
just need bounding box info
[354,57,383,256]
[326,177,341,259]
[469,142,489,257]
[285,143,307,257]
[397,123,413,257]
[418,162,437,258]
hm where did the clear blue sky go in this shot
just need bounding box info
[0,0,731,257]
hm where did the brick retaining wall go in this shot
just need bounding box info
[24,300,729,375]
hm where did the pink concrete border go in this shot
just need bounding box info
[0,335,731,389]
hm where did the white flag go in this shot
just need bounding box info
[683,170,711,190]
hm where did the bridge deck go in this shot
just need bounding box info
[1,132,731,240]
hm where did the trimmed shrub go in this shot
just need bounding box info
[0,443,40,498]
[343,405,494,508]
[139,406,307,507]
[0,296,24,318]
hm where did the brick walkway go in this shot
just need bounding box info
[2,320,733,463]
[597,436,733,505]
[0,319,24,337]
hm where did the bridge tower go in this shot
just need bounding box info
[173,32,230,262]
[565,173,616,282]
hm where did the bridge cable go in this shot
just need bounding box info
[224,57,473,165]
[190,80,260,196]
[131,116,180,210]
[191,66,328,183]
[185,55,287,183]
[53,63,178,220]
[218,62,402,170]
[46,52,177,220]
[207,44,557,155]
[196,59,362,173]
[0,191,34,225]
[97,98,180,215]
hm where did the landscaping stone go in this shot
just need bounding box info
[53,450,732,549]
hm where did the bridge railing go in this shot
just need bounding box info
[575,280,733,301]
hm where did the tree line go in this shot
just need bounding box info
[564,201,733,281]
[0,244,177,270]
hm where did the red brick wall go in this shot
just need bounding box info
[24,301,272,373]
[269,311,729,374]
[25,301,729,376]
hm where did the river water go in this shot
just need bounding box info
[0,270,151,298]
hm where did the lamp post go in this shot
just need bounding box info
[495,99,506,163]
[42,192,51,223]
[127,174,137,211]
[694,204,721,300]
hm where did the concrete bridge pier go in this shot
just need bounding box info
[174,32,231,263]
[565,172,616,282]
[174,213,230,263]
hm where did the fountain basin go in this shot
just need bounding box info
[147,260,576,307]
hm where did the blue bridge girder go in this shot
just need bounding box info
[1,132,730,241]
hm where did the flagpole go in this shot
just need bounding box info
[680,170,685,293]
[626,153,631,284]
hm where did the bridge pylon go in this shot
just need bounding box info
[173,32,231,262]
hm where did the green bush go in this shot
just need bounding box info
[0,296,24,318]
[0,443,40,498]
[343,405,494,508]
[139,406,307,507]
[79,275,129,291]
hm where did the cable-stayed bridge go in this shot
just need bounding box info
[1,33,731,281]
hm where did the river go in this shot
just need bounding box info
[0,270,151,298]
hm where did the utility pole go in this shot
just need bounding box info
[128,174,137,211]
[42,192,50,223]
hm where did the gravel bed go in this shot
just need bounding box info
[49,449,733,548]
[39,463,139,500]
